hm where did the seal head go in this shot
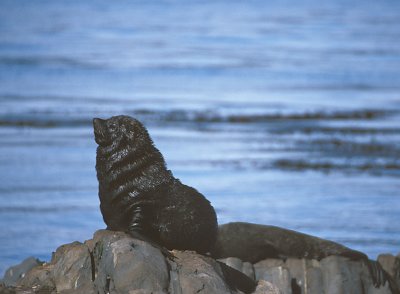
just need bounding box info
[93,115,149,147]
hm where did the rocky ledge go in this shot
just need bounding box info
[1,230,399,294]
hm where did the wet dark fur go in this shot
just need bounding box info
[212,222,399,293]
[93,115,217,253]
[211,222,368,262]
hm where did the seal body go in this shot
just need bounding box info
[211,222,367,262]
[93,115,217,253]
[212,222,398,291]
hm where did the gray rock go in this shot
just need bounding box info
[3,229,398,294]
[92,230,169,294]
[378,254,400,289]
[16,242,93,293]
[220,257,243,272]
[219,257,256,280]
[252,256,395,294]
[2,257,42,287]
[254,279,282,294]
[10,230,254,293]
[17,263,55,291]
[170,250,233,294]
[254,259,284,280]
[128,291,166,294]
[0,284,16,294]
[305,266,324,293]
[320,255,363,294]
[51,241,95,293]
[243,262,256,280]
[284,258,309,292]
[256,265,292,294]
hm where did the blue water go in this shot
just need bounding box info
[1,0,400,276]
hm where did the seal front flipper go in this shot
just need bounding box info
[217,261,257,294]
[127,205,175,260]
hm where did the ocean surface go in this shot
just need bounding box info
[1,0,400,275]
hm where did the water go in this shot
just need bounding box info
[1,0,400,275]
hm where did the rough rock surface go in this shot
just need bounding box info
[378,254,400,292]
[2,230,399,294]
[253,256,394,294]
[2,257,42,287]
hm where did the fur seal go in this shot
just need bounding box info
[211,222,367,262]
[93,115,218,254]
[211,222,399,292]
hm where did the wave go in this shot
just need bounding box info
[154,109,390,123]
[0,108,394,128]
[0,119,89,128]
[272,126,400,135]
[0,186,95,193]
[0,56,102,69]
[299,138,400,156]
[0,205,97,213]
[173,158,400,176]
[273,159,400,174]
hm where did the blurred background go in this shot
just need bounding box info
[0,0,399,275]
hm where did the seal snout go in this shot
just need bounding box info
[93,117,105,127]
[93,118,109,146]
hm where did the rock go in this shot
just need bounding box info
[0,284,16,294]
[2,257,42,287]
[256,266,292,294]
[220,257,243,272]
[284,258,310,292]
[320,255,363,294]
[243,262,256,280]
[219,257,256,280]
[2,229,399,294]
[51,241,94,293]
[17,262,55,291]
[305,266,324,293]
[253,256,395,294]
[378,254,400,289]
[169,250,233,294]
[254,279,282,294]
[128,290,166,294]
[378,254,400,294]
[92,230,169,294]
[16,241,94,293]
[8,230,248,293]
